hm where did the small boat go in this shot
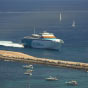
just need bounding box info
[24,72,32,76]
[45,76,58,81]
[26,69,34,72]
[24,69,33,75]
[65,80,78,86]
[23,65,33,69]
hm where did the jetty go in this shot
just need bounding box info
[0,50,88,70]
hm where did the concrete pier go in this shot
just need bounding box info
[0,50,88,70]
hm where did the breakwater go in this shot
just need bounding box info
[0,50,88,70]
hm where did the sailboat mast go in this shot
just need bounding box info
[34,26,35,34]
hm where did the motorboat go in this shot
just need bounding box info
[65,80,78,86]
[24,72,32,76]
[23,65,33,69]
[24,69,33,76]
[45,76,58,81]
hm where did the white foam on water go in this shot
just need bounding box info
[0,41,24,48]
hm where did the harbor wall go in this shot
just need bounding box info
[0,50,88,70]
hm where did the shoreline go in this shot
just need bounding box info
[0,50,88,70]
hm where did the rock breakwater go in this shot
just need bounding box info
[0,50,88,70]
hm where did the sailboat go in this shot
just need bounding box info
[60,12,62,21]
[72,20,76,27]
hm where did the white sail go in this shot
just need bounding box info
[72,20,75,27]
[60,12,62,21]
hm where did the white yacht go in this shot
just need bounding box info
[65,80,78,86]
[45,76,58,81]
[24,69,33,75]
[23,65,33,69]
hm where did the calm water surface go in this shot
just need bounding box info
[0,10,88,88]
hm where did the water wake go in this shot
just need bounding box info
[0,41,24,48]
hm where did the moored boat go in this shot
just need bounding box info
[45,76,58,81]
[23,65,33,69]
[24,69,33,75]
[24,72,32,76]
[65,80,78,86]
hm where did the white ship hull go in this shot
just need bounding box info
[22,39,63,50]
[32,40,61,49]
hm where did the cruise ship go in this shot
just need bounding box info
[21,31,64,50]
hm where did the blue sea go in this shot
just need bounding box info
[0,0,88,88]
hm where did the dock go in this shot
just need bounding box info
[0,50,88,70]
